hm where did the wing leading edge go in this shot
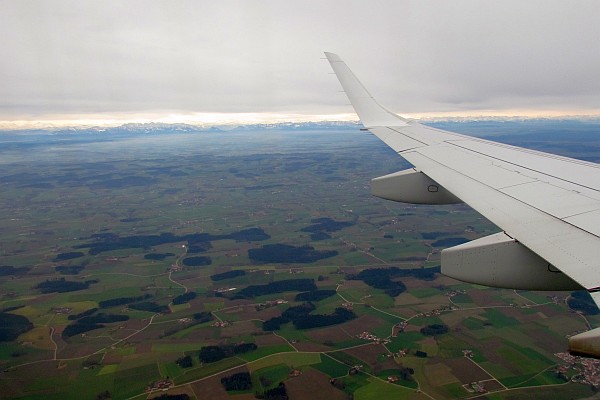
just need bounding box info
[325,52,600,357]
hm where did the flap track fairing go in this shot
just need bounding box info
[371,169,462,205]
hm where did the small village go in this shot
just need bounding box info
[555,352,600,388]
[446,289,468,298]
[355,331,391,345]
[214,287,237,293]
[145,378,173,393]
[255,299,288,311]
[463,381,487,394]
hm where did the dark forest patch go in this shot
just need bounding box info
[248,244,337,264]
[68,308,98,320]
[144,253,175,261]
[0,313,34,341]
[55,265,85,275]
[211,270,246,281]
[99,294,152,308]
[348,269,406,297]
[221,371,252,391]
[234,279,316,299]
[172,291,197,305]
[310,232,331,241]
[263,302,356,331]
[0,265,30,276]
[74,227,269,255]
[431,237,469,247]
[199,343,257,363]
[52,252,85,262]
[301,217,354,233]
[187,242,211,253]
[348,266,440,297]
[128,301,169,313]
[420,324,449,336]
[182,256,212,267]
[295,289,337,302]
[35,278,97,293]
[78,313,129,324]
[568,291,600,315]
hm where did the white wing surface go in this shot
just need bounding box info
[325,52,600,357]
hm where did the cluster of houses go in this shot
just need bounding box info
[255,299,287,311]
[392,321,408,336]
[356,331,391,345]
[168,264,182,272]
[555,352,600,387]
[412,304,457,320]
[146,379,173,392]
[464,381,487,394]
[547,295,560,304]
[445,289,467,298]
[381,348,410,359]
[214,287,237,293]
[248,269,273,275]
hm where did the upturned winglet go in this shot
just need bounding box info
[324,52,408,128]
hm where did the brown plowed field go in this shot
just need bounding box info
[445,357,492,383]
[285,368,348,400]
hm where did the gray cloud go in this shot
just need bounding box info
[1,0,600,123]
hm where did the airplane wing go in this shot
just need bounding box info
[325,52,600,357]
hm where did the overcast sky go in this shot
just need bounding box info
[2,0,600,127]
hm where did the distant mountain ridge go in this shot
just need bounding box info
[2,117,600,136]
[0,121,364,135]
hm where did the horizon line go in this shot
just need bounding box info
[2,110,600,130]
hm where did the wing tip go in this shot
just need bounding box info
[324,52,342,62]
[324,51,409,127]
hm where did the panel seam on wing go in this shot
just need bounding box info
[406,149,600,240]
[445,141,600,193]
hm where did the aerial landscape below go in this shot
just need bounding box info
[1,120,600,400]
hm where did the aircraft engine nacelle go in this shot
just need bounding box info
[441,232,582,291]
[570,327,600,359]
[371,168,462,205]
